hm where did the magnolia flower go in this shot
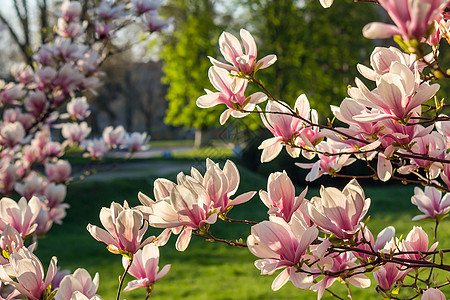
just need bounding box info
[422,288,446,300]
[142,11,172,33]
[0,83,25,105]
[3,108,33,130]
[373,262,409,291]
[44,183,67,208]
[54,64,84,94]
[259,94,322,162]
[102,125,126,148]
[247,216,318,291]
[124,132,149,152]
[310,253,371,299]
[401,226,437,261]
[196,66,267,124]
[87,201,155,255]
[55,268,100,300]
[61,1,83,22]
[306,179,370,239]
[0,225,25,257]
[0,196,41,237]
[132,0,161,14]
[141,180,218,251]
[122,244,170,292]
[0,247,57,300]
[62,122,91,145]
[411,186,450,220]
[362,0,449,41]
[189,159,255,214]
[259,171,307,223]
[352,63,440,122]
[0,122,25,147]
[296,140,356,182]
[82,139,109,159]
[95,1,125,20]
[25,92,47,117]
[15,173,46,200]
[45,160,71,183]
[209,29,277,75]
[357,47,428,82]
[66,97,90,120]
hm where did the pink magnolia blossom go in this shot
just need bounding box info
[189,159,255,214]
[139,177,218,251]
[401,131,446,178]
[0,122,25,147]
[45,160,71,183]
[311,253,371,299]
[362,0,449,41]
[124,132,149,152]
[247,216,318,291]
[259,94,322,162]
[296,140,356,181]
[87,201,155,255]
[0,161,16,195]
[0,225,25,259]
[306,179,370,239]
[95,21,113,39]
[62,122,91,145]
[55,268,100,300]
[352,63,440,122]
[65,97,90,120]
[11,63,34,85]
[122,243,170,292]
[401,226,437,261]
[196,66,267,125]
[356,46,429,82]
[0,83,25,105]
[82,139,109,159]
[56,18,84,39]
[78,51,101,76]
[331,98,385,147]
[209,29,277,75]
[14,171,45,200]
[102,125,126,148]
[3,108,33,130]
[61,1,83,22]
[422,288,446,300]
[142,11,172,33]
[373,262,409,291]
[259,171,307,223]
[0,247,57,300]
[44,183,67,208]
[95,1,125,20]
[0,196,41,237]
[54,64,84,94]
[132,0,161,14]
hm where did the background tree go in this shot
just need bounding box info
[236,0,378,118]
[160,0,226,148]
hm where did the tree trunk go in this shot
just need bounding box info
[194,127,209,149]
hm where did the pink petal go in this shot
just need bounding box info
[175,228,192,251]
[256,54,277,69]
[362,22,401,39]
[271,268,289,291]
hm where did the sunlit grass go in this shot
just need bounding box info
[34,161,450,299]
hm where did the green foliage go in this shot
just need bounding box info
[235,0,378,119]
[160,0,224,129]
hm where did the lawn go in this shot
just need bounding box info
[34,159,450,299]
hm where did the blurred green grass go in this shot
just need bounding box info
[34,160,450,299]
